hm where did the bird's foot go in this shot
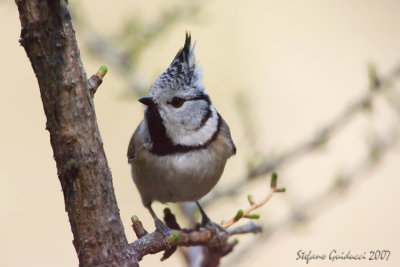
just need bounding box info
[146,204,172,238]
[203,219,226,233]
[154,217,171,238]
[202,219,228,250]
[195,201,227,249]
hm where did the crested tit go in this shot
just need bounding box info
[127,33,236,235]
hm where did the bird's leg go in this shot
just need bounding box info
[146,204,171,237]
[196,201,212,226]
[196,201,225,231]
[196,201,226,249]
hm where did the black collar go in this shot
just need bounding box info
[145,107,221,156]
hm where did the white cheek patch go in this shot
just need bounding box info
[166,105,218,146]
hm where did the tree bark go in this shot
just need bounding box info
[15,1,137,266]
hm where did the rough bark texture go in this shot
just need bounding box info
[15,1,137,266]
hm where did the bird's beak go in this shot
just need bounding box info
[138,96,154,107]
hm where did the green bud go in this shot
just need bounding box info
[231,238,239,245]
[99,65,108,77]
[131,215,139,222]
[234,209,244,220]
[247,213,260,219]
[247,194,255,205]
[275,187,286,193]
[270,172,278,188]
[168,232,180,243]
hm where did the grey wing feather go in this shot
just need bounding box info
[219,115,237,156]
[127,121,148,164]
[127,124,142,164]
[127,132,136,164]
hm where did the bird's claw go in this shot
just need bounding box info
[154,217,171,238]
[203,220,227,250]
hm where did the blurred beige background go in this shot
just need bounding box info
[1,0,400,266]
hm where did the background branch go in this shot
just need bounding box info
[204,64,400,205]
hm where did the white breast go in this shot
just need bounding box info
[132,146,227,205]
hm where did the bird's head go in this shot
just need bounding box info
[139,33,218,147]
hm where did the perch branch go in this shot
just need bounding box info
[129,215,261,262]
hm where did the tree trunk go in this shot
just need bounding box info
[15,1,137,266]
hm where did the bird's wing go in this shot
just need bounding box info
[219,115,237,156]
[127,121,148,164]
[127,130,137,164]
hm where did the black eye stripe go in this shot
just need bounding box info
[168,94,211,106]
[186,94,211,104]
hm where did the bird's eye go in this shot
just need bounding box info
[169,97,185,108]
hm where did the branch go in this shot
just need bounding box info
[88,65,108,96]
[129,214,260,265]
[222,173,285,229]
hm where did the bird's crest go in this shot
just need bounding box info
[172,32,196,67]
[151,32,202,92]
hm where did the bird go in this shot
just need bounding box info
[127,32,236,236]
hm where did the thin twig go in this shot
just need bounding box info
[226,222,263,235]
[88,66,108,96]
[222,190,274,229]
[222,173,285,229]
